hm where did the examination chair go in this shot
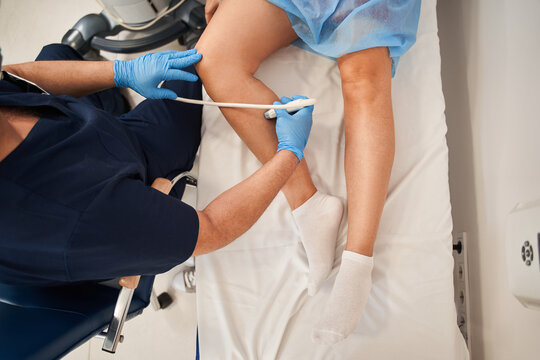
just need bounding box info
[0,174,196,360]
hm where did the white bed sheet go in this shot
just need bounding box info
[195,1,469,358]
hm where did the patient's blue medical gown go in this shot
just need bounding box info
[268,0,421,76]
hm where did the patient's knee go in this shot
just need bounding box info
[195,42,257,96]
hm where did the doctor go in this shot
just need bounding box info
[0,44,313,285]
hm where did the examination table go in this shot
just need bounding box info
[194,0,470,358]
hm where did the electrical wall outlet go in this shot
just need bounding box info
[453,232,472,350]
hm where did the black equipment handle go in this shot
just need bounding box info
[90,20,188,54]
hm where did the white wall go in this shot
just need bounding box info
[438,0,540,359]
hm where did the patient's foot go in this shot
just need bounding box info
[312,251,373,345]
[292,191,344,296]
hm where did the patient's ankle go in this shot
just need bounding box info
[281,158,317,209]
[282,184,317,210]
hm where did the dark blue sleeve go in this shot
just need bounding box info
[66,178,199,282]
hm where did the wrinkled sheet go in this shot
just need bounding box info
[195,0,469,358]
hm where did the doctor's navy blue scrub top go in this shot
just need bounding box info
[0,71,200,286]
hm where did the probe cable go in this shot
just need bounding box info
[172,96,316,110]
[172,97,316,119]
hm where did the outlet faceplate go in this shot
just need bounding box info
[453,232,471,350]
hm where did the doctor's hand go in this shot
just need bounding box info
[274,95,314,162]
[113,49,202,99]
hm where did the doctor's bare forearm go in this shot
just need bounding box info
[338,47,394,256]
[3,61,114,97]
[192,150,298,256]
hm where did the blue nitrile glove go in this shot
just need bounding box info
[114,49,202,99]
[274,95,314,162]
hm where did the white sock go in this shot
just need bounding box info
[292,191,344,296]
[312,250,374,345]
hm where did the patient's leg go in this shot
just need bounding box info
[313,48,394,344]
[196,0,312,209]
[196,0,343,295]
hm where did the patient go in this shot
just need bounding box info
[196,0,420,344]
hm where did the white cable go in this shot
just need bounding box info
[95,0,186,31]
[171,171,190,187]
[173,96,316,110]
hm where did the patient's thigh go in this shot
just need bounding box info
[195,0,297,74]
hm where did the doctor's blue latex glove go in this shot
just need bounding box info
[274,95,314,162]
[113,49,202,99]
